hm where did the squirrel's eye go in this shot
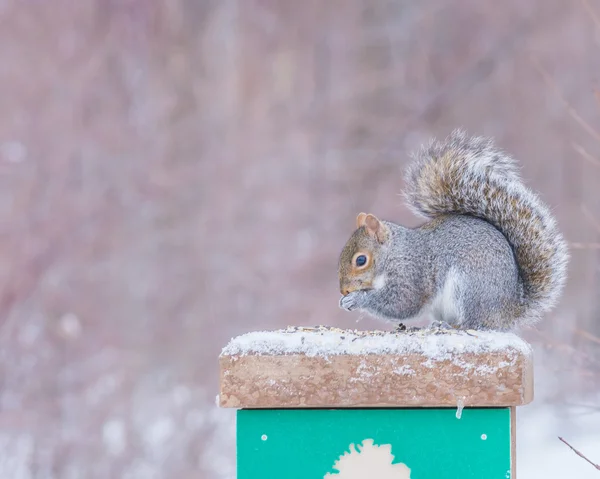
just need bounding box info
[355,255,367,267]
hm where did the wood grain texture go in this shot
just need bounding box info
[219,336,534,408]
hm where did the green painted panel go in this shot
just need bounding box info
[237,408,511,479]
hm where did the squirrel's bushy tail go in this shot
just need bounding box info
[404,130,568,323]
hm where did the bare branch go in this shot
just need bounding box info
[594,89,600,109]
[581,0,600,30]
[573,142,600,168]
[581,204,600,235]
[527,329,600,366]
[569,242,600,250]
[531,56,600,143]
[573,327,600,346]
[558,436,600,470]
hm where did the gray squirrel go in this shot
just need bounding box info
[338,130,568,330]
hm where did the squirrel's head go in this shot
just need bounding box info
[338,213,390,296]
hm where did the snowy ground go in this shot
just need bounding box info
[518,404,600,478]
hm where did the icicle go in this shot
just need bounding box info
[456,398,465,419]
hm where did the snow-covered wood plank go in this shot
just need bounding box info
[218,326,533,408]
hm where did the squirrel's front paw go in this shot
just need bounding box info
[339,291,363,311]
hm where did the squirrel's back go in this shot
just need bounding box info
[403,130,568,324]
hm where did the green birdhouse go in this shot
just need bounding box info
[219,327,533,479]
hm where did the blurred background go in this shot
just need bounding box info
[1,0,600,477]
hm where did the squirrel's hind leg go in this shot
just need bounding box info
[454,278,518,330]
[428,269,463,328]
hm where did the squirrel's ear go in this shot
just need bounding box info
[365,214,389,244]
[356,212,368,229]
